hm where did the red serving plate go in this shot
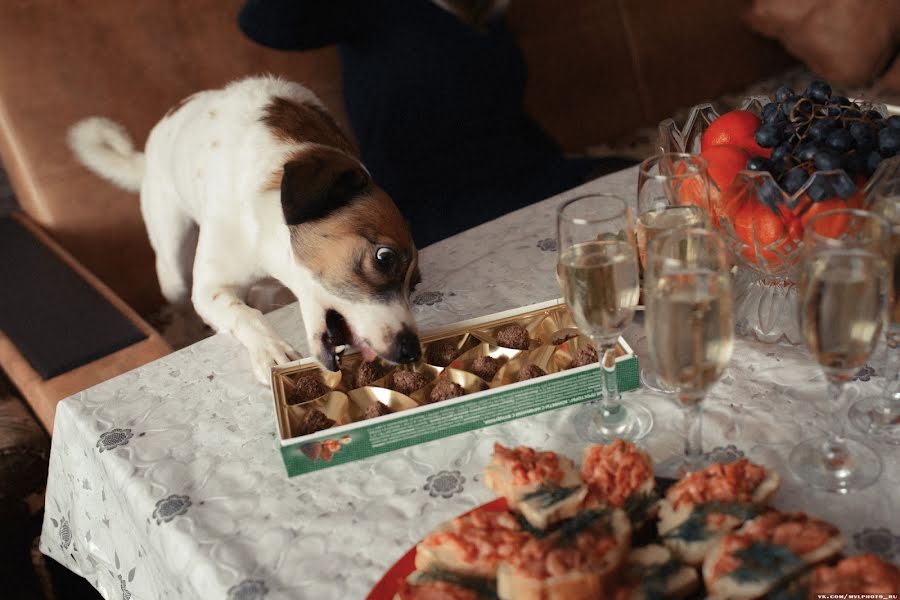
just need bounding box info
[367,497,509,600]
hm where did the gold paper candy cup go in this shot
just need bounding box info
[449,342,520,385]
[495,344,561,386]
[421,332,479,367]
[412,368,490,404]
[347,387,419,421]
[338,355,394,390]
[383,363,440,394]
[286,391,350,437]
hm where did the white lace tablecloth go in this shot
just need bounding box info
[41,168,900,600]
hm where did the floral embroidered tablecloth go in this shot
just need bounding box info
[41,168,900,599]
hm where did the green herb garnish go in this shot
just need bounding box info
[729,541,802,584]
[624,558,684,600]
[624,490,660,524]
[662,501,760,542]
[513,512,553,538]
[513,507,612,542]
[554,508,612,543]
[766,563,817,600]
[521,485,581,509]
[414,570,499,599]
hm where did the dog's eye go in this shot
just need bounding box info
[375,247,398,271]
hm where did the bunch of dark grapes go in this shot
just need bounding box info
[750,80,900,203]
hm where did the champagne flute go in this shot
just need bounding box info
[644,228,734,476]
[637,153,711,393]
[848,180,900,444]
[557,194,653,442]
[790,209,890,492]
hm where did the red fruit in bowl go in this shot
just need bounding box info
[726,193,796,266]
[797,197,850,238]
[696,145,751,212]
[701,110,772,158]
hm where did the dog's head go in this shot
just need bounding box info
[280,145,421,371]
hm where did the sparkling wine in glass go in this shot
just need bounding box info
[848,180,900,445]
[637,153,711,393]
[644,228,734,476]
[558,194,653,442]
[790,209,890,492]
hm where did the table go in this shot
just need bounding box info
[41,168,899,600]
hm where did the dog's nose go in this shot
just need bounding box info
[394,328,421,363]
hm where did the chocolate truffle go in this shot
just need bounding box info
[355,361,386,387]
[518,364,547,381]
[425,340,459,367]
[470,356,501,381]
[571,345,599,368]
[429,380,466,403]
[363,401,394,420]
[496,324,530,349]
[391,370,432,395]
[286,375,328,405]
[298,408,335,435]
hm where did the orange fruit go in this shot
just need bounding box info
[674,163,712,216]
[846,179,866,209]
[701,110,772,158]
[698,145,751,213]
[798,198,850,238]
[729,196,796,266]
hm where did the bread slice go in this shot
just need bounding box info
[393,570,496,600]
[613,545,699,600]
[702,511,844,599]
[496,508,631,600]
[657,460,780,565]
[496,565,601,600]
[415,509,531,579]
[485,442,586,529]
[516,484,589,531]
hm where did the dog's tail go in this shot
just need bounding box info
[68,117,145,193]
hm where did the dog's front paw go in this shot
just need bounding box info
[246,335,301,385]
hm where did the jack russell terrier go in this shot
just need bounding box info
[69,75,422,384]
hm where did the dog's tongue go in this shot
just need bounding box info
[354,336,378,363]
[324,308,379,364]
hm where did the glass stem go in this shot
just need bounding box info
[598,342,620,413]
[682,394,704,471]
[822,378,851,473]
[878,331,900,424]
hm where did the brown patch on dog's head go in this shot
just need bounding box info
[291,190,418,303]
[278,146,417,303]
[261,96,356,155]
[278,145,371,225]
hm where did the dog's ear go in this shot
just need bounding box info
[280,149,370,225]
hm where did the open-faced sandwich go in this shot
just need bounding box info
[612,544,699,600]
[702,510,843,599]
[768,553,900,599]
[658,459,780,565]
[580,440,658,524]
[415,508,532,579]
[803,554,900,597]
[484,443,587,530]
[391,440,896,600]
[496,507,631,600]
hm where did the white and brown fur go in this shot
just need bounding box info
[69,75,421,384]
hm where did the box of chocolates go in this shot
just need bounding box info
[271,299,639,476]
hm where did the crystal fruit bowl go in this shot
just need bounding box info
[658,95,899,344]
